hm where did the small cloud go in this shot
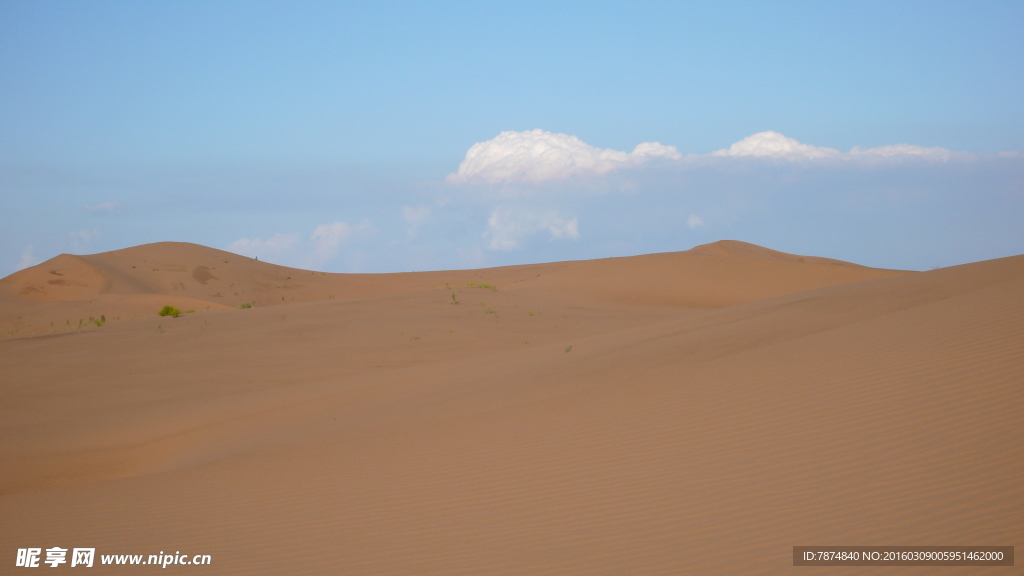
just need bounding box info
[687,214,705,229]
[70,229,99,241]
[548,217,580,240]
[69,229,99,252]
[227,221,371,268]
[849,144,953,162]
[227,233,299,259]
[710,132,966,164]
[311,222,352,261]
[14,245,40,271]
[711,131,841,160]
[311,220,371,263]
[402,205,431,237]
[86,201,118,212]
[448,129,680,184]
[484,208,580,251]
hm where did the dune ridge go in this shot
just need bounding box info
[0,240,906,337]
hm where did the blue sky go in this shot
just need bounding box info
[2,1,1022,273]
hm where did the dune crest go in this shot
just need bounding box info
[688,239,853,264]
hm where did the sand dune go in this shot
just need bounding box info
[0,240,904,337]
[1,242,1019,574]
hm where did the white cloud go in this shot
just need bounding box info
[484,208,580,251]
[311,220,371,263]
[86,201,118,212]
[449,130,976,184]
[448,129,681,184]
[711,131,842,160]
[402,205,431,237]
[14,245,40,271]
[849,143,953,162]
[70,229,99,242]
[227,233,299,259]
[709,131,964,163]
[311,222,352,261]
[687,214,705,229]
[226,221,371,268]
[69,229,99,252]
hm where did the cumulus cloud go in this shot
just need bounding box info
[711,131,841,160]
[402,205,431,237]
[484,208,580,251]
[14,245,40,271]
[448,130,977,185]
[687,214,705,229]
[448,129,681,184]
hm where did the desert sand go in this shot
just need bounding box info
[1,240,1020,574]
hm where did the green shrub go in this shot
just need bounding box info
[239,302,253,309]
[158,305,181,318]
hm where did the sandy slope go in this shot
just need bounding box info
[1,242,1020,575]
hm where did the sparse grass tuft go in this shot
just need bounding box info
[565,345,573,353]
[450,293,459,305]
[466,282,497,291]
[239,302,253,309]
[158,305,181,318]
